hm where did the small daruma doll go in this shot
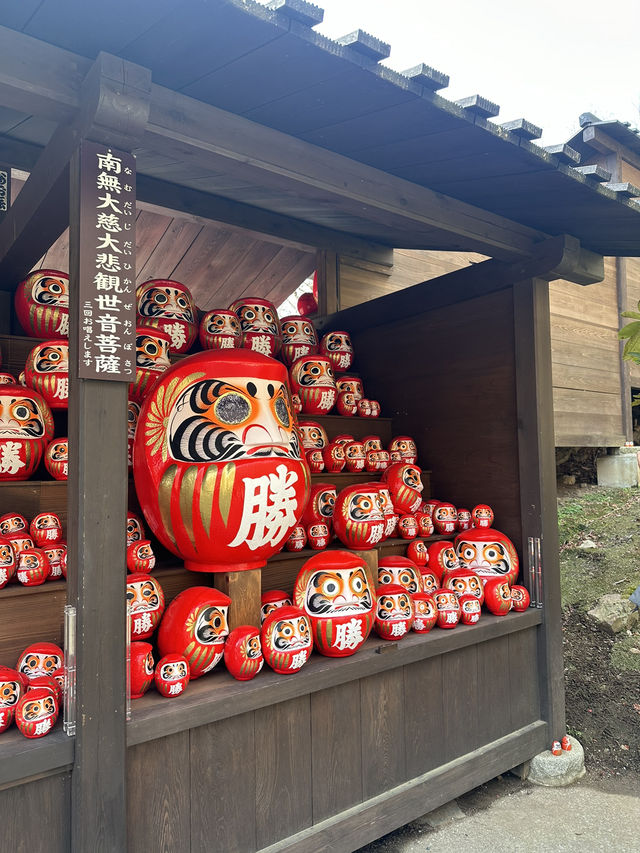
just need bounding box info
[24,341,69,410]
[17,642,64,681]
[0,512,28,536]
[388,436,418,465]
[16,548,49,586]
[382,462,423,514]
[335,375,363,401]
[398,514,418,539]
[333,483,386,550]
[411,592,437,633]
[0,666,24,733]
[130,642,154,699]
[433,589,461,629]
[378,556,422,595]
[320,331,353,373]
[133,350,309,573]
[260,590,292,624]
[455,528,519,586]
[30,512,63,548]
[442,568,484,605]
[407,538,428,567]
[289,355,337,415]
[224,626,263,681]
[307,522,330,550]
[322,441,345,473]
[0,386,54,480]
[229,297,282,356]
[373,584,413,640]
[42,543,66,581]
[294,550,375,657]
[126,539,156,573]
[127,573,165,640]
[199,309,242,351]
[280,316,319,366]
[472,504,494,528]
[305,448,324,473]
[127,401,140,470]
[298,420,329,450]
[261,605,312,674]
[416,512,434,538]
[0,536,17,588]
[344,441,366,472]
[432,502,457,535]
[157,587,231,678]
[285,525,307,552]
[154,654,190,698]
[45,437,68,480]
[130,326,171,404]
[459,594,482,625]
[136,279,198,354]
[15,687,59,738]
[456,508,472,532]
[336,391,358,417]
[15,269,69,339]
[126,511,145,547]
[301,483,337,532]
[483,577,513,615]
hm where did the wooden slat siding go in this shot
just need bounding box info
[311,682,362,823]
[476,636,511,744]
[0,480,67,534]
[1,772,70,851]
[262,251,316,308]
[347,288,523,554]
[167,223,238,295]
[259,723,547,853]
[127,613,542,747]
[255,695,313,849]
[360,668,406,799]
[307,415,393,446]
[403,657,446,778]
[0,579,65,664]
[509,628,541,730]
[627,257,640,387]
[200,237,282,305]
[442,646,479,760]
[513,278,565,742]
[136,218,202,283]
[134,209,172,277]
[190,713,257,853]
[127,732,190,853]
[621,159,640,186]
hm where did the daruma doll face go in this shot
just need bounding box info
[133,350,309,573]
[0,386,53,480]
[454,528,519,586]
[15,270,69,339]
[136,279,198,354]
[199,309,242,351]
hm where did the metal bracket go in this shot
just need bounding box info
[63,605,76,736]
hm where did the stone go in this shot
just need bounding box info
[528,736,586,787]
[578,539,597,549]
[596,452,639,487]
[587,593,640,634]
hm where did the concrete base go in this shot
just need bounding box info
[596,452,638,488]
[528,736,586,787]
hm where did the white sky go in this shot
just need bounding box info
[266,0,640,145]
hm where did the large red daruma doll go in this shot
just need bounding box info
[133,350,310,573]
[454,527,519,586]
[0,385,54,480]
[293,550,376,657]
[15,270,69,340]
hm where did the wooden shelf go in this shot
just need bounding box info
[127,609,543,747]
[0,721,74,788]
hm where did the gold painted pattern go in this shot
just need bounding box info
[218,462,236,527]
[145,371,205,462]
[158,465,178,546]
[199,466,216,533]
[179,465,198,550]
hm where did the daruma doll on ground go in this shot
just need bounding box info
[133,349,310,572]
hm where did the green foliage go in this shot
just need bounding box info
[610,633,640,673]
[619,303,640,363]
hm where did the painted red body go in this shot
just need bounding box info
[344,441,366,472]
[397,514,418,539]
[126,539,156,573]
[472,504,494,528]
[0,385,54,480]
[305,448,324,472]
[411,592,437,633]
[45,438,68,480]
[133,350,310,573]
[458,594,482,625]
[127,573,165,640]
[373,584,413,640]
[336,390,358,416]
[407,538,428,567]
[130,642,154,699]
[320,331,353,372]
[224,626,264,681]
[261,605,312,674]
[483,577,513,615]
[17,643,64,681]
[16,548,49,586]
[14,686,59,738]
[15,270,69,340]
[29,512,63,548]
[24,341,69,410]
[129,325,172,404]
[454,528,519,586]
[289,354,336,415]
[157,586,231,678]
[333,483,386,550]
[199,309,242,351]
[382,462,423,514]
[136,279,198,354]
[510,585,531,611]
[433,589,461,629]
[229,297,281,357]
[154,654,190,697]
[294,550,375,657]
[432,502,458,535]
[322,441,345,472]
[280,316,318,366]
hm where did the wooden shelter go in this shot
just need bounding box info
[1,2,640,851]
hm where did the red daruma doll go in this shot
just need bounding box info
[24,341,69,411]
[30,512,63,548]
[433,589,461,629]
[136,279,198,354]
[45,438,68,480]
[374,584,413,640]
[454,528,519,586]
[280,316,318,367]
[129,326,171,404]
[382,463,423,514]
[320,331,353,373]
[224,627,263,681]
[333,483,386,550]
[157,587,230,678]
[0,666,24,733]
[127,573,165,640]
[260,590,292,624]
[15,269,69,340]
[261,605,312,674]
[133,350,310,573]
[15,686,59,738]
[0,537,16,589]
[294,550,375,657]
[154,654,190,698]
[378,556,422,595]
[289,354,337,415]
[0,386,54,481]
[17,643,64,681]
[199,309,242,351]
[229,297,282,357]
[411,592,437,633]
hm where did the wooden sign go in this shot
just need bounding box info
[77,140,136,381]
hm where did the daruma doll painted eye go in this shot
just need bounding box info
[136,279,198,354]
[333,483,386,550]
[293,550,375,657]
[15,686,59,738]
[260,590,292,624]
[17,643,64,681]
[0,665,24,733]
[126,573,165,640]
[154,654,190,697]
[411,592,437,633]
[289,355,336,415]
[320,331,353,373]
[45,437,68,480]
[382,463,423,514]
[298,420,329,450]
[377,556,422,595]
[129,326,172,404]
[0,536,16,589]
[373,584,413,640]
[15,270,69,340]
[133,350,310,573]
[0,386,54,480]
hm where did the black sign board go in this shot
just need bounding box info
[77,140,136,381]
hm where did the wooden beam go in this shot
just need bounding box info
[143,84,550,261]
[0,53,151,289]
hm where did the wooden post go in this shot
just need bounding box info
[316,249,339,316]
[513,278,565,741]
[216,568,262,629]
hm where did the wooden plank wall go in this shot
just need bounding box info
[127,629,540,853]
[627,257,640,390]
[339,247,627,447]
[549,257,625,446]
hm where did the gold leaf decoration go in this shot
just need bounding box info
[218,462,236,527]
[200,466,216,534]
[158,464,177,546]
[179,465,198,550]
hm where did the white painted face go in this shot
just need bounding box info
[234,302,279,335]
[22,694,56,721]
[298,422,328,449]
[138,283,196,323]
[167,375,299,463]
[291,357,335,388]
[303,566,373,616]
[32,273,69,308]
[378,563,421,594]
[194,605,229,644]
[347,491,385,523]
[126,578,162,614]
[204,312,241,337]
[260,597,291,623]
[18,652,63,679]
[281,318,317,346]
[33,343,68,373]
[160,661,188,681]
[0,678,20,707]
[456,540,514,577]
[377,592,412,620]
[0,393,45,437]
[322,332,352,353]
[270,615,311,651]
[135,331,171,371]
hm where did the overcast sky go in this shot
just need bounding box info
[269,0,640,145]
